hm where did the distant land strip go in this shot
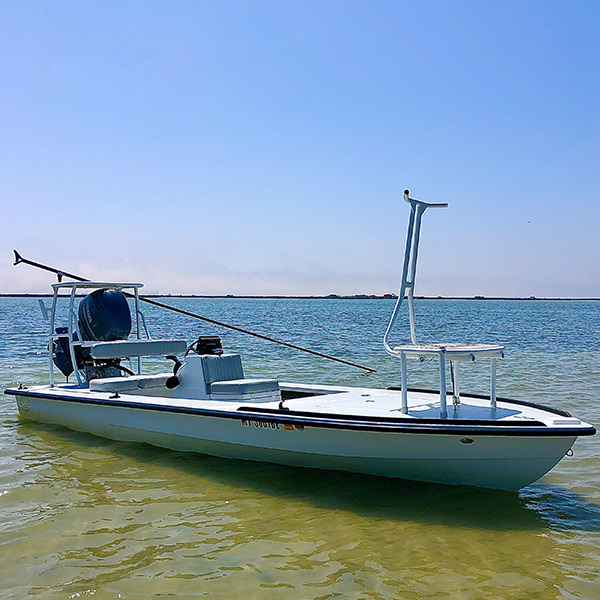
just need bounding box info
[1,294,599,301]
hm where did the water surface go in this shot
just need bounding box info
[1,297,599,599]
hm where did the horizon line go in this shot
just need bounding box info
[1,293,599,301]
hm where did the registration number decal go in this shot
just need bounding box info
[241,419,304,431]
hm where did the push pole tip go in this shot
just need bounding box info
[403,189,410,202]
[13,250,23,265]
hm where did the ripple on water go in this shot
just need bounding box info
[0,298,599,599]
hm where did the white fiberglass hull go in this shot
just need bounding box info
[9,386,591,491]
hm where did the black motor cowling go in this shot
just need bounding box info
[78,289,131,342]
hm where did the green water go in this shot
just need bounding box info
[1,298,599,599]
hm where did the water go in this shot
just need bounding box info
[1,297,599,599]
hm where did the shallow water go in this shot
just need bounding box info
[1,297,599,599]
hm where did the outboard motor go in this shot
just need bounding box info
[77,288,132,380]
[52,289,133,381]
[78,289,131,341]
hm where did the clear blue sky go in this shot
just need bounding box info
[1,0,599,296]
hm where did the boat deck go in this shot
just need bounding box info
[273,383,584,429]
[11,380,588,432]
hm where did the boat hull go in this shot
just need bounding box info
[11,390,582,491]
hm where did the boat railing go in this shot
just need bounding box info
[384,191,504,418]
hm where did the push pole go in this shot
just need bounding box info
[13,250,377,373]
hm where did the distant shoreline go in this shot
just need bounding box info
[1,294,599,301]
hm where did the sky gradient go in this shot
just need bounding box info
[1,1,599,297]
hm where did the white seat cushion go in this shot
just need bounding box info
[209,378,279,395]
[90,373,171,392]
[201,354,244,383]
[85,339,187,359]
